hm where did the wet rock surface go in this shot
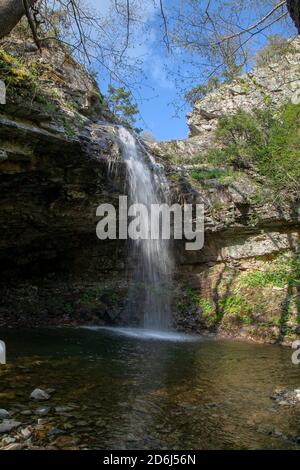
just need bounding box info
[30,389,51,401]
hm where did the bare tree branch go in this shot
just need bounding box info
[159,0,170,52]
[214,1,287,44]
[22,0,41,49]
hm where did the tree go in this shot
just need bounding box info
[287,0,300,31]
[0,0,38,40]
[0,1,299,105]
[107,85,141,132]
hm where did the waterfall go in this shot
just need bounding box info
[118,127,174,330]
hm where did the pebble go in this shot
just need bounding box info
[20,427,32,439]
[54,406,74,413]
[48,428,66,437]
[1,436,16,445]
[54,435,79,449]
[30,388,50,401]
[20,410,32,416]
[35,407,50,416]
[0,409,10,419]
[76,420,88,427]
[2,443,24,450]
[0,419,22,434]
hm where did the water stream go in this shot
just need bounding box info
[118,127,174,330]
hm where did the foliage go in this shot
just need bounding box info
[184,38,244,106]
[63,303,74,315]
[190,167,238,183]
[198,299,214,317]
[0,49,36,86]
[218,295,252,323]
[62,118,76,138]
[260,102,300,192]
[206,102,300,194]
[107,85,141,133]
[237,253,300,290]
[255,35,296,67]
[238,268,288,290]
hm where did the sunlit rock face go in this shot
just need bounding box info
[149,39,300,345]
[150,38,300,161]
[187,38,300,141]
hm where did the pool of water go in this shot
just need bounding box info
[0,327,299,449]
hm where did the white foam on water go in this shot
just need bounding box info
[81,326,201,342]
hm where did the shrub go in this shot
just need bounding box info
[190,167,238,182]
[190,168,225,181]
[238,253,300,290]
[0,49,36,86]
[206,102,300,194]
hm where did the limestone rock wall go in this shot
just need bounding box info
[151,38,300,161]
[0,37,133,327]
[152,39,300,345]
[187,38,300,142]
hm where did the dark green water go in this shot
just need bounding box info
[0,327,299,449]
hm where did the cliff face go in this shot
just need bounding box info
[153,38,300,160]
[0,37,132,327]
[151,39,300,345]
[0,35,299,345]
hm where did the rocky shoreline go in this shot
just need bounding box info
[0,385,299,450]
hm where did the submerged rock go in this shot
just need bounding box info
[0,419,22,434]
[54,406,74,413]
[0,409,10,419]
[2,443,24,450]
[35,407,50,416]
[20,427,32,439]
[30,389,51,401]
[48,428,65,437]
[271,388,300,406]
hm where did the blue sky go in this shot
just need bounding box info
[87,0,295,142]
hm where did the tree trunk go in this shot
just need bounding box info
[0,0,38,39]
[287,0,300,32]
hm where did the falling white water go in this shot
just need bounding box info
[118,127,174,330]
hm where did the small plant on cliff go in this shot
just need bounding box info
[190,167,240,184]
[219,295,253,323]
[206,102,300,195]
[237,253,300,291]
[0,49,37,87]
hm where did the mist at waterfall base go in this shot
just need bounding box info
[112,127,177,340]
